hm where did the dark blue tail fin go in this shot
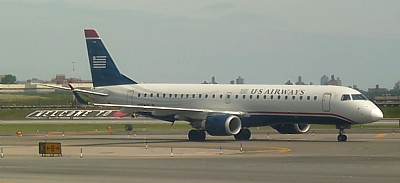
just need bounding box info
[84,29,137,87]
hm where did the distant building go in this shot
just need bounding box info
[51,74,91,86]
[211,76,217,84]
[368,85,388,93]
[324,75,342,86]
[27,78,44,83]
[235,76,244,84]
[285,80,294,85]
[202,76,218,84]
[320,75,329,85]
[295,76,305,85]
[374,95,400,107]
[52,74,66,84]
[228,76,245,84]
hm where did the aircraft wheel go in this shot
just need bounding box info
[337,134,347,142]
[188,130,206,141]
[234,129,251,141]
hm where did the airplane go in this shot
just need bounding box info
[47,29,384,142]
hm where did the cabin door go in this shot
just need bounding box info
[322,93,332,112]
[126,90,135,104]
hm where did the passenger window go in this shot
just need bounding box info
[341,94,351,101]
[271,95,274,100]
[192,94,196,98]
[150,93,153,97]
[138,93,141,98]
[205,94,208,98]
[175,94,178,98]
[169,94,172,98]
[314,96,318,100]
[212,94,216,98]
[278,96,281,100]
[163,94,166,98]
[220,94,223,99]
[285,96,288,100]
[263,95,267,99]
[292,96,295,100]
[257,95,260,99]
[250,95,253,99]
[144,93,147,97]
[307,96,311,100]
[235,95,239,99]
[242,95,246,99]
[199,94,202,98]
[300,96,303,100]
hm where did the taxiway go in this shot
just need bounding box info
[0,129,399,183]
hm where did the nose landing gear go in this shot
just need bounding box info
[336,124,351,142]
[337,129,348,142]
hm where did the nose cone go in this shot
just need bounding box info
[371,108,384,122]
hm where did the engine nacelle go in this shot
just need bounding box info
[272,124,311,134]
[204,115,242,136]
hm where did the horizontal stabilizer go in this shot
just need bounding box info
[41,84,71,91]
[41,84,108,96]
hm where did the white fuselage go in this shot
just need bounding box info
[90,84,383,126]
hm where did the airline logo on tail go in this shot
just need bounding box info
[92,56,107,69]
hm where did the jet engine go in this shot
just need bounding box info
[272,124,311,134]
[204,115,242,136]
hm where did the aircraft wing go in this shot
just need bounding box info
[92,103,247,117]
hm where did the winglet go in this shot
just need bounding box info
[68,83,75,90]
[84,29,100,38]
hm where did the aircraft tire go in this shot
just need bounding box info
[337,134,347,142]
[188,130,206,141]
[234,129,251,141]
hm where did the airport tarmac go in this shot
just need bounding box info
[0,129,399,183]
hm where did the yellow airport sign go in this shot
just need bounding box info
[39,142,62,156]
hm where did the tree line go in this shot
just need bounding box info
[0,74,17,84]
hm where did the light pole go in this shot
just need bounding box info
[71,61,77,108]
[72,61,76,81]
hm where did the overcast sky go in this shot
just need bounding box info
[1,0,399,90]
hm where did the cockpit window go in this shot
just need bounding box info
[341,94,351,101]
[352,94,367,100]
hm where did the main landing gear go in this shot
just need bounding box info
[188,129,252,141]
[188,130,206,141]
[336,124,351,142]
[234,128,251,141]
